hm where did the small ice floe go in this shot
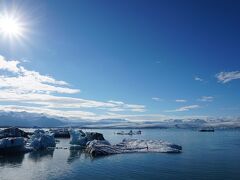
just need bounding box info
[199,127,215,132]
[69,129,105,146]
[85,139,182,157]
[49,128,70,138]
[0,137,26,155]
[27,129,56,150]
[115,130,141,135]
[0,127,30,139]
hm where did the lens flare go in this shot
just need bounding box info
[0,14,25,39]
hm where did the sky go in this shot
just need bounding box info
[0,0,240,121]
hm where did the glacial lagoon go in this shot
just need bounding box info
[0,129,240,180]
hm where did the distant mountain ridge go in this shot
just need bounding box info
[0,111,240,129]
[0,111,66,127]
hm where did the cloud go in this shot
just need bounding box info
[99,112,208,122]
[0,104,208,122]
[0,90,145,112]
[166,105,200,112]
[0,55,78,94]
[0,55,146,117]
[152,97,163,102]
[194,76,203,82]
[175,99,187,103]
[0,55,20,73]
[0,105,96,120]
[216,71,240,83]
[198,96,214,102]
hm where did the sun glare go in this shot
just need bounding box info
[0,15,24,39]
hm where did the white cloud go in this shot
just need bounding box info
[194,76,203,82]
[100,112,208,122]
[0,105,96,120]
[0,104,208,122]
[166,105,200,112]
[152,97,163,102]
[0,55,78,94]
[0,90,145,112]
[0,55,20,73]
[198,96,214,102]
[216,71,240,83]
[0,76,79,94]
[0,55,146,117]
[108,100,125,105]
[175,99,187,103]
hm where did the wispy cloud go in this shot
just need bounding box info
[166,105,200,112]
[0,105,207,122]
[152,97,163,102]
[194,76,204,82]
[198,96,214,102]
[216,71,240,83]
[103,112,207,122]
[175,99,187,103]
[0,55,146,118]
[0,105,96,120]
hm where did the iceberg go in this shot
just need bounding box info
[0,127,29,139]
[0,137,26,154]
[70,129,182,156]
[50,128,70,138]
[115,130,142,135]
[69,129,105,146]
[27,130,56,150]
[85,139,182,157]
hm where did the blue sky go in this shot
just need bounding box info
[0,0,240,121]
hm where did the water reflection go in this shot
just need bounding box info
[67,147,102,163]
[67,149,83,164]
[0,153,25,167]
[28,149,54,162]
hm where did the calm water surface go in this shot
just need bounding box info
[0,129,240,180]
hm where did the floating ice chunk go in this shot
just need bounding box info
[69,129,105,146]
[69,129,87,146]
[85,140,117,156]
[50,128,70,138]
[0,127,29,139]
[118,139,182,153]
[85,139,182,156]
[28,130,56,150]
[115,130,141,135]
[0,137,26,154]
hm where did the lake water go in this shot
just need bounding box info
[0,129,240,180]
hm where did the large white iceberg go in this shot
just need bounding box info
[70,129,182,157]
[27,130,56,150]
[85,139,182,156]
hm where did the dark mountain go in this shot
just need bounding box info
[0,111,66,127]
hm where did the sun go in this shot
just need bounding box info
[0,15,24,39]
